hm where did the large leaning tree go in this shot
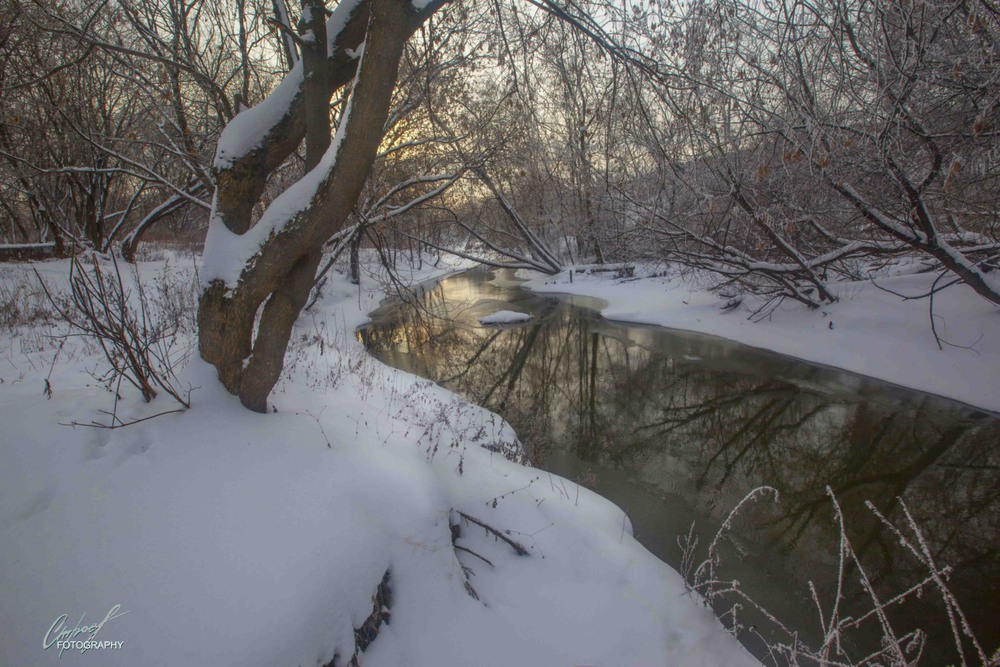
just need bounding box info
[197,0,645,411]
[198,0,449,411]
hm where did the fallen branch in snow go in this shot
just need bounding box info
[449,515,489,602]
[456,511,529,556]
[61,407,188,430]
[868,272,985,353]
[453,543,495,569]
[0,242,60,262]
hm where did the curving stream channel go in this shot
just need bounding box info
[359,267,1000,665]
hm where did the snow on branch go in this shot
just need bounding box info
[203,44,367,288]
[214,0,365,169]
[364,172,465,222]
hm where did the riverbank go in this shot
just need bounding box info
[0,253,756,667]
[522,266,1000,414]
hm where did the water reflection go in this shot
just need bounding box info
[361,268,1000,664]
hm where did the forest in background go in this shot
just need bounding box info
[3,0,999,317]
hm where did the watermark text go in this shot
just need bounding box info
[43,604,127,657]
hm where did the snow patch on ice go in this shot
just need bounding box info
[479,310,533,325]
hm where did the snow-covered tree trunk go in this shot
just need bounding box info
[198,0,445,412]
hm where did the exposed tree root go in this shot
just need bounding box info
[325,569,392,667]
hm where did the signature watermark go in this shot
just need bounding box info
[43,604,127,657]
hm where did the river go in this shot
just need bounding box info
[359,267,1000,665]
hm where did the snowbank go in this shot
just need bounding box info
[523,267,1000,414]
[478,309,533,325]
[0,254,756,667]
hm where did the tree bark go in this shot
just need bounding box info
[198,0,419,411]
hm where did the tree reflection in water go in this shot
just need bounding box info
[361,268,1000,664]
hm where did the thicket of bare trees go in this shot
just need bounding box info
[362,0,1000,317]
[621,0,1000,312]
[0,0,283,256]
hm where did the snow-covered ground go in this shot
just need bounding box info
[0,252,757,667]
[522,266,1000,414]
